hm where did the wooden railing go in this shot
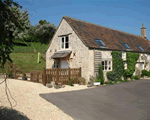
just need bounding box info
[42,67,81,85]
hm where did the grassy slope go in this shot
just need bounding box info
[0,41,48,74]
[0,53,46,74]
[13,42,48,53]
[10,53,46,72]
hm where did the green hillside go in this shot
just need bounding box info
[0,41,48,74]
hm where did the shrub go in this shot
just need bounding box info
[68,78,74,86]
[133,75,139,80]
[118,79,124,82]
[141,70,148,77]
[94,79,100,82]
[104,80,113,85]
[131,76,134,80]
[97,65,104,85]
[124,79,128,82]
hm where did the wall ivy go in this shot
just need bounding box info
[124,52,139,77]
[107,51,124,81]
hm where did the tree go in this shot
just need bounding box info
[35,20,56,46]
[0,0,30,66]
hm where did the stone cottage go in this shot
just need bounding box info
[46,16,150,82]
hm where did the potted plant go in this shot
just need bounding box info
[94,79,101,86]
[22,73,27,80]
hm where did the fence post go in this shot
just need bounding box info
[79,67,81,77]
[56,68,59,84]
[43,68,46,86]
[68,68,70,80]
[37,72,39,82]
[30,72,32,81]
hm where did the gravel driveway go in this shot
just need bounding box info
[40,79,150,120]
[0,78,94,120]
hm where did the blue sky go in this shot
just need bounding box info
[16,0,150,40]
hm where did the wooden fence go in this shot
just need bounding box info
[42,67,81,85]
[8,67,81,86]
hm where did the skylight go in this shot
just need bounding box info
[137,45,144,51]
[122,43,130,49]
[95,39,106,47]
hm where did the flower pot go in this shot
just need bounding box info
[94,82,101,86]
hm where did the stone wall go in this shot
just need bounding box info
[46,19,93,83]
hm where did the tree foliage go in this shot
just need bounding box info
[0,0,30,66]
[35,20,56,45]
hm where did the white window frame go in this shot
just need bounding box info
[140,63,144,70]
[122,51,126,59]
[60,36,69,49]
[102,60,112,71]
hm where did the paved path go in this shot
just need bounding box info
[40,79,150,120]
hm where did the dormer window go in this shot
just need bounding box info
[61,36,69,49]
[122,43,130,49]
[95,39,106,47]
[137,45,144,51]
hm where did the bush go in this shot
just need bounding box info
[124,79,128,82]
[68,78,74,86]
[141,70,148,77]
[141,70,150,77]
[94,79,100,82]
[97,65,105,85]
[104,80,113,85]
[133,75,139,80]
[131,76,134,80]
[118,79,124,82]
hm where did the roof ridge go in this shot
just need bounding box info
[63,16,145,39]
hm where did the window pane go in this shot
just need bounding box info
[66,36,68,43]
[105,61,107,65]
[62,37,64,42]
[62,37,64,48]
[102,61,104,65]
[66,43,69,48]
[105,65,107,70]
[62,43,64,48]
[102,65,104,70]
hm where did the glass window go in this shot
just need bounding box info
[102,60,112,71]
[53,61,58,69]
[122,51,126,58]
[137,46,144,51]
[61,36,69,49]
[122,43,130,49]
[95,39,106,47]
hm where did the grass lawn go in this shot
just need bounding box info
[13,40,49,53]
[0,53,46,73]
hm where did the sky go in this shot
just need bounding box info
[16,0,150,40]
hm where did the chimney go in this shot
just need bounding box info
[141,23,147,39]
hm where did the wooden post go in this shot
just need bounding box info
[68,68,70,80]
[43,68,46,86]
[79,67,81,77]
[56,68,59,84]
[37,72,39,82]
[30,72,32,81]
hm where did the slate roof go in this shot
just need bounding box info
[63,16,150,53]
